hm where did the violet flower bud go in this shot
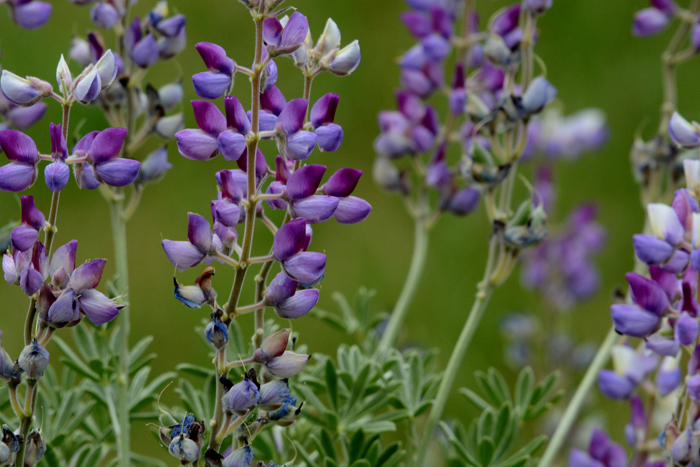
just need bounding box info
[132,34,160,68]
[221,376,261,413]
[11,195,45,252]
[258,380,293,410]
[328,40,361,76]
[521,76,557,115]
[315,18,341,59]
[73,67,102,104]
[265,351,311,379]
[0,129,39,192]
[193,42,235,100]
[1,71,51,107]
[273,219,327,283]
[676,312,699,346]
[156,15,187,59]
[255,329,290,363]
[5,102,47,131]
[18,340,49,379]
[176,100,227,160]
[310,93,343,152]
[669,112,700,149]
[263,12,309,56]
[648,203,685,245]
[163,213,221,272]
[205,312,228,350]
[137,146,172,184]
[671,429,700,466]
[633,8,671,37]
[158,81,184,110]
[656,356,682,396]
[24,429,45,467]
[169,436,200,464]
[95,50,118,90]
[9,0,52,30]
[265,272,319,319]
[90,3,121,29]
[76,127,140,187]
[56,55,73,90]
[70,37,93,67]
[334,196,372,224]
[3,249,31,287]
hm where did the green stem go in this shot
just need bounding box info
[414,234,499,466]
[536,325,618,467]
[377,215,430,353]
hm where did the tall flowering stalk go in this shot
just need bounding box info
[537,2,700,465]
[158,0,367,464]
[373,1,566,463]
[1,1,186,465]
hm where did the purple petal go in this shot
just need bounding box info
[195,42,234,74]
[266,181,288,211]
[96,158,140,187]
[598,370,635,400]
[46,289,79,326]
[324,168,362,198]
[224,96,251,133]
[188,213,213,253]
[78,289,122,326]
[192,100,226,135]
[401,11,431,37]
[657,367,682,396]
[90,3,120,29]
[276,99,308,135]
[334,196,372,224]
[131,34,159,68]
[50,123,68,160]
[73,131,99,156]
[20,266,43,296]
[74,68,101,104]
[3,253,19,284]
[625,272,669,315]
[265,351,310,378]
[422,34,451,61]
[70,259,106,292]
[7,103,47,130]
[315,124,344,152]
[260,86,287,116]
[73,163,101,190]
[569,450,603,467]
[447,188,480,215]
[192,72,231,100]
[162,240,205,272]
[217,130,247,162]
[279,12,309,51]
[610,304,661,338]
[258,112,278,132]
[491,5,521,35]
[273,218,307,262]
[285,131,317,161]
[0,130,39,163]
[19,195,44,229]
[287,164,326,201]
[213,200,240,227]
[263,17,284,47]
[669,112,700,149]
[89,128,127,164]
[175,129,219,161]
[283,251,326,284]
[13,1,52,29]
[276,289,319,319]
[633,234,674,265]
[311,93,339,127]
[265,272,298,305]
[292,196,339,224]
[0,162,37,192]
[676,312,699,345]
[49,240,77,285]
[633,8,670,37]
[11,225,38,252]
[218,170,243,203]
[646,336,680,356]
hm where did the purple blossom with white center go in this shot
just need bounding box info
[10,196,45,252]
[273,218,326,284]
[4,0,52,30]
[192,42,236,99]
[162,213,223,272]
[265,272,319,319]
[263,12,309,57]
[0,129,39,192]
[72,127,140,188]
[44,257,123,327]
[633,202,691,273]
[309,93,344,152]
[597,345,657,400]
[610,272,670,338]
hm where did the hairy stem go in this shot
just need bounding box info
[377,214,430,353]
[414,234,499,466]
[536,325,618,467]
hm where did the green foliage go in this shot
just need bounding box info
[440,367,563,467]
[311,288,384,348]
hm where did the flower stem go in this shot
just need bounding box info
[536,325,618,467]
[377,214,430,354]
[414,234,499,466]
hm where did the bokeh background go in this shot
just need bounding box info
[0,0,696,460]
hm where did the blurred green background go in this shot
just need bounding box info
[0,0,696,460]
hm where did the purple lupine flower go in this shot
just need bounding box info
[568,429,627,467]
[0,129,39,191]
[153,13,187,59]
[624,395,647,447]
[265,272,319,319]
[253,330,311,379]
[45,258,123,327]
[310,93,344,152]
[273,218,326,284]
[633,7,672,37]
[90,3,121,29]
[45,122,70,192]
[258,380,293,410]
[322,168,373,224]
[6,0,52,30]
[19,242,47,296]
[162,213,223,272]
[375,91,440,158]
[449,63,466,116]
[525,109,608,161]
[211,170,242,228]
[670,429,700,466]
[3,248,31,286]
[260,49,279,93]
[10,196,45,252]
[274,98,317,161]
[136,146,172,184]
[256,85,287,132]
[176,99,250,161]
[598,345,657,399]
[668,112,700,149]
[72,128,140,188]
[17,340,49,379]
[205,312,228,350]
[656,356,682,396]
[263,12,309,56]
[0,70,51,107]
[399,44,444,98]
[521,76,558,116]
[633,203,690,273]
[676,312,699,345]
[610,272,669,338]
[193,42,235,99]
[0,87,47,130]
[491,4,521,47]
[221,376,261,414]
[49,240,77,290]
[403,7,452,61]
[285,165,338,223]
